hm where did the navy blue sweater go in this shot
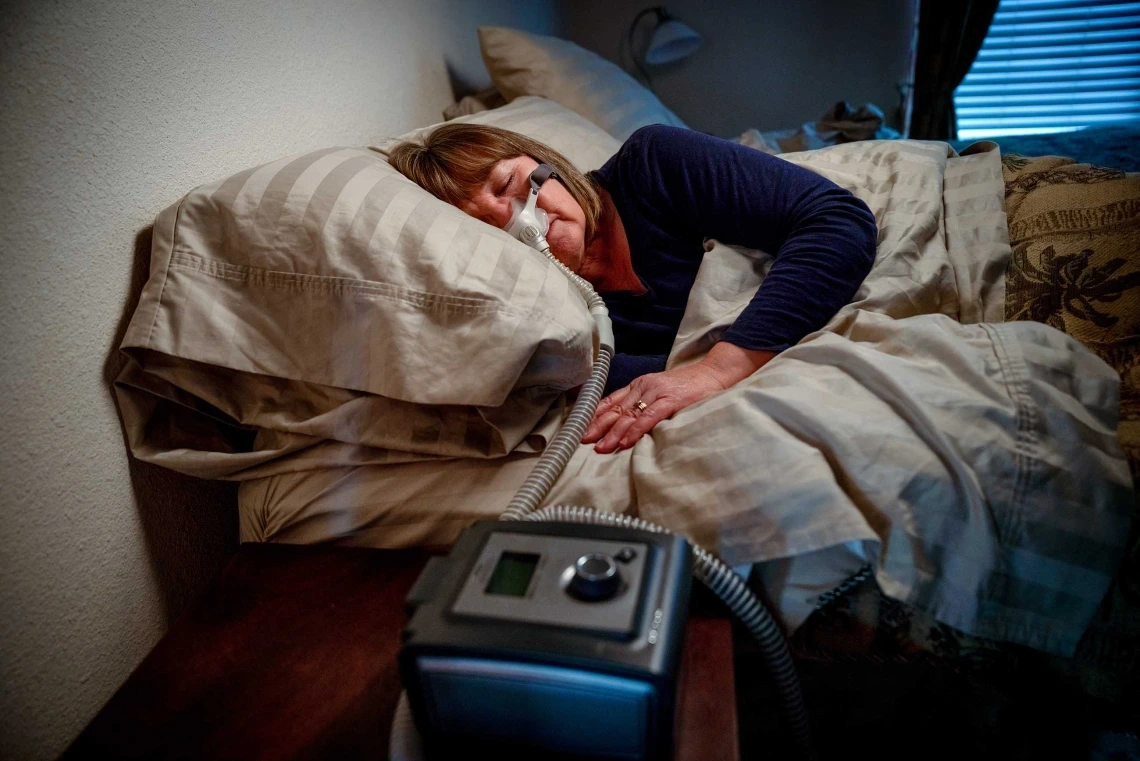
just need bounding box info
[589,125,877,394]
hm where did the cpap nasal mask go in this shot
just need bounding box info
[505,163,558,252]
[502,162,615,350]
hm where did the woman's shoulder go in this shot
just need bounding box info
[620,124,715,157]
[599,125,723,183]
[624,123,691,144]
[620,124,767,168]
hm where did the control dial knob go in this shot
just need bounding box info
[567,552,621,601]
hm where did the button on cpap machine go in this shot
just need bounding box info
[565,551,623,601]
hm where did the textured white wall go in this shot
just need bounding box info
[0,1,558,757]
[562,0,916,137]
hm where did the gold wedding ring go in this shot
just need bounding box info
[635,400,648,412]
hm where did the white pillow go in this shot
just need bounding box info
[478,26,688,141]
[116,97,621,475]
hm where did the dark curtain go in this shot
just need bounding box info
[909,0,1000,140]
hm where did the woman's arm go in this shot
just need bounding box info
[619,125,877,354]
[586,126,876,453]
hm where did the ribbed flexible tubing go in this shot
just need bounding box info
[537,241,608,313]
[524,504,815,760]
[499,344,612,522]
[498,238,615,522]
[502,243,813,757]
[395,238,812,758]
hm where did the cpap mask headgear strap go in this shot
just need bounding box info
[505,163,560,250]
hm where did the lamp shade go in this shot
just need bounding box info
[644,19,701,65]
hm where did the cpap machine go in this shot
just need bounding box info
[390,165,814,761]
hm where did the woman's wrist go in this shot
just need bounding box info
[699,341,777,387]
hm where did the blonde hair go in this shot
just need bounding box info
[387,123,603,241]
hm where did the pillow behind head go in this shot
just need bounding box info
[116,97,622,476]
[374,95,620,172]
[479,26,688,141]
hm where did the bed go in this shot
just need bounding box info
[112,25,1140,753]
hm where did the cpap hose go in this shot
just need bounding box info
[391,232,815,759]
[390,236,620,761]
[501,237,814,758]
[499,237,614,522]
[499,344,612,521]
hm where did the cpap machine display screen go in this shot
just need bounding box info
[399,520,693,761]
[484,551,539,597]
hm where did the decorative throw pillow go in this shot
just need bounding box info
[478,25,688,141]
[1001,155,1140,468]
[115,97,620,478]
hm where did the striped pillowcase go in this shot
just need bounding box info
[479,26,688,142]
[117,98,620,468]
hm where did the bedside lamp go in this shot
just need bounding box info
[626,6,702,87]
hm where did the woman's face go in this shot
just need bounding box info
[459,156,588,272]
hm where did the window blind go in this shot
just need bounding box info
[954,0,1140,138]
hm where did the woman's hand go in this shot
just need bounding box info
[583,343,777,453]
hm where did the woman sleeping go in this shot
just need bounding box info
[387,124,877,453]
[113,96,1128,655]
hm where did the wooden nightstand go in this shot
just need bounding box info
[63,543,739,760]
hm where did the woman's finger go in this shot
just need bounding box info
[594,405,641,453]
[583,399,625,442]
[616,398,676,449]
[583,386,634,443]
[595,385,658,452]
